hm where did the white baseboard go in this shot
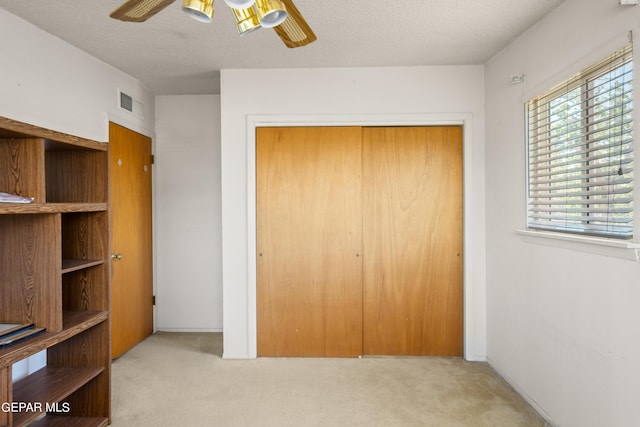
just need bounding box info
[155,328,223,333]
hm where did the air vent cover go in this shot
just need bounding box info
[120,92,133,112]
[118,90,144,119]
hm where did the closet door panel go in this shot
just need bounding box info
[256,126,363,357]
[362,126,463,356]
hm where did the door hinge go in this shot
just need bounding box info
[152,295,156,306]
[151,154,155,165]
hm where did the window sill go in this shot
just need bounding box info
[516,229,640,262]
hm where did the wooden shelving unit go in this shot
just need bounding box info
[0,116,110,426]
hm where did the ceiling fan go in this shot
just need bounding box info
[109,0,316,48]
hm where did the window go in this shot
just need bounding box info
[526,44,634,239]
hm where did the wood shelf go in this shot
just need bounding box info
[0,117,106,151]
[27,416,108,427]
[12,367,104,426]
[0,203,107,215]
[62,260,105,274]
[0,312,107,370]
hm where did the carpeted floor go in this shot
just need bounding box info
[111,332,547,427]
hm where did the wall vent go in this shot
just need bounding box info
[118,90,144,120]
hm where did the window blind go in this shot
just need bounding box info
[526,44,634,239]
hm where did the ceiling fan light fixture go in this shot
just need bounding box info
[182,0,215,23]
[255,0,287,28]
[231,7,262,35]
[224,0,255,9]
[273,0,316,48]
[110,0,176,22]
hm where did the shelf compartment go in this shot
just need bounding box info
[46,322,111,421]
[62,212,109,313]
[45,149,107,204]
[63,269,109,313]
[0,214,62,333]
[0,137,45,203]
[62,260,105,275]
[62,212,108,263]
[0,311,108,370]
[27,416,108,427]
[12,366,104,427]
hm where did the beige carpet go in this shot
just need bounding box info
[111,332,547,427]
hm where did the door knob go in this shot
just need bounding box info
[111,253,123,261]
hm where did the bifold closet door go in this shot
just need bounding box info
[362,126,463,356]
[256,126,363,357]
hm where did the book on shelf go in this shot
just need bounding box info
[0,323,46,349]
[0,191,34,203]
[0,322,35,337]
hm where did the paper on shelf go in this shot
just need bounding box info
[0,192,34,203]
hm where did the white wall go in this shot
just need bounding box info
[220,66,487,360]
[0,9,154,142]
[485,1,640,426]
[0,8,154,379]
[154,95,222,331]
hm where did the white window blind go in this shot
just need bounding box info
[526,44,634,239]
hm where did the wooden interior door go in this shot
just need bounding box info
[109,122,154,359]
[256,126,363,357]
[362,126,463,356]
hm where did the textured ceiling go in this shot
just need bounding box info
[0,0,564,95]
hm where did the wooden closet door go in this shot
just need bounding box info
[256,126,363,357]
[362,126,463,356]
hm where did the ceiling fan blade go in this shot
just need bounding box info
[110,0,176,22]
[273,0,317,48]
